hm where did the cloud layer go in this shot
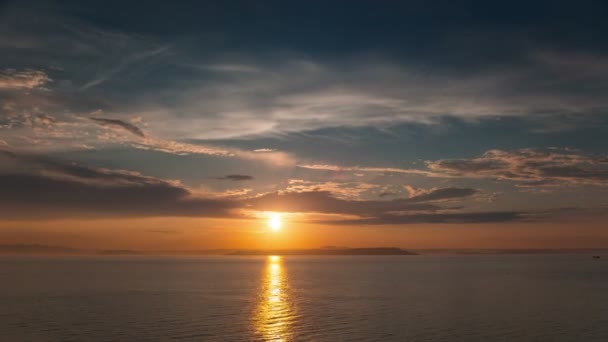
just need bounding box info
[427,148,608,187]
[0,150,524,223]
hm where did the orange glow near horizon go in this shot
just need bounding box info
[3,218,608,251]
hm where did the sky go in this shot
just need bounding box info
[1,0,608,250]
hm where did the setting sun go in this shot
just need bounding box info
[268,213,282,232]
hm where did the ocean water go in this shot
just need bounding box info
[1,255,607,341]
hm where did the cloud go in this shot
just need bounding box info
[248,186,479,216]
[285,179,379,200]
[283,180,478,203]
[534,49,608,80]
[130,137,294,166]
[80,45,171,90]
[89,117,146,137]
[296,164,438,176]
[406,187,479,202]
[3,7,608,143]
[426,148,608,187]
[320,211,524,225]
[130,138,233,156]
[299,149,608,190]
[326,206,608,225]
[247,190,527,224]
[2,3,608,141]
[0,150,595,224]
[0,150,482,220]
[216,174,254,181]
[0,69,50,90]
[197,63,262,73]
[0,107,294,166]
[0,150,241,219]
[0,173,242,219]
[247,191,439,216]
[123,51,608,139]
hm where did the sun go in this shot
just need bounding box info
[268,213,282,232]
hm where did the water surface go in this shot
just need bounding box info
[1,255,607,341]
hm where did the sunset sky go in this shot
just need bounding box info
[1,1,608,250]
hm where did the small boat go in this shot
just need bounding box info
[592,255,600,259]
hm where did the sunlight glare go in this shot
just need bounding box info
[255,255,292,341]
[268,213,282,232]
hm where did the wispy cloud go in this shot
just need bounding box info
[406,187,479,202]
[130,137,295,166]
[80,45,171,90]
[3,10,608,141]
[89,117,146,137]
[0,109,295,166]
[3,2,608,142]
[296,164,439,176]
[196,63,262,73]
[130,51,608,139]
[285,179,379,200]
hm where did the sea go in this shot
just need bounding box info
[1,255,607,341]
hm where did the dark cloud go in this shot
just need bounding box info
[320,211,525,225]
[337,206,601,225]
[215,174,254,181]
[89,117,145,138]
[0,151,239,219]
[407,187,479,202]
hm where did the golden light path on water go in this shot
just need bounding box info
[254,256,295,341]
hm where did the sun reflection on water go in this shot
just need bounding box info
[254,256,295,341]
